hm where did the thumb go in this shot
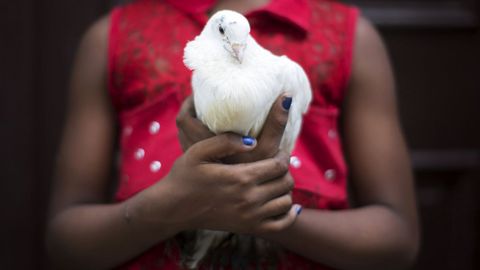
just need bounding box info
[188,133,257,162]
[257,204,302,235]
[256,95,291,155]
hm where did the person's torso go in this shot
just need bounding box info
[108,0,358,268]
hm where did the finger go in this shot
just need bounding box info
[237,151,290,185]
[176,96,215,143]
[255,95,291,157]
[176,96,194,124]
[256,193,293,219]
[185,95,197,117]
[257,204,301,234]
[177,129,188,152]
[189,133,257,161]
[255,173,294,203]
[177,129,193,152]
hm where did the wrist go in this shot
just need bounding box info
[159,174,198,231]
[125,177,187,238]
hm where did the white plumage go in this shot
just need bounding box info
[184,10,312,153]
[181,10,312,269]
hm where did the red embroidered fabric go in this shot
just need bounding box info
[108,0,359,269]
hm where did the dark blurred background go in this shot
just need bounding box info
[1,0,479,269]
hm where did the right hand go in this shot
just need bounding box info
[159,133,299,235]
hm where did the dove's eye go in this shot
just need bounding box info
[219,26,225,35]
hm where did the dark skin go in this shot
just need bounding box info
[47,1,419,269]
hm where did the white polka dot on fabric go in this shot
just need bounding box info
[324,169,336,181]
[134,148,145,160]
[150,161,162,172]
[328,129,337,139]
[149,121,160,134]
[123,126,133,136]
[290,156,302,168]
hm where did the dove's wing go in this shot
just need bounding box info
[278,56,312,114]
[277,56,313,152]
[184,37,208,71]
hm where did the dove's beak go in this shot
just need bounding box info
[231,43,246,63]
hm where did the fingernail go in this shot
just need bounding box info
[242,136,255,146]
[282,97,292,111]
[295,205,303,215]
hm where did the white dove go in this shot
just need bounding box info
[181,9,312,269]
[184,9,312,153]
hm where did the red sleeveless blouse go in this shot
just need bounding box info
[108,0,359,269]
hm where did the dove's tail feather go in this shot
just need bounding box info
[179,230,283,269]
[181,230,231,269]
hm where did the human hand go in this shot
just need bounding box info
[176,95,292,163]
[176,96,215,152]
[158,133,299,235]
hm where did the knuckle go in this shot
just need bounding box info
[222,133,239,146]
[273,116,287,133]
[184,145,197,160]
[282,194,293,204]
[245,189,263,208]
[283,194,293,207]
[226,170,245,188]
[285,177,295,191]
[239,175,251,187]
[242,192,257,207]
[254,146,271,159]
[273,109,288,127]
[234,172,252,187]
[273,157,289,173]
[277,151,290,165]
[276,196,292,212]
[175,115,186,129]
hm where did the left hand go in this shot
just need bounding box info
[176,94,291,163]
[176,96,215,152]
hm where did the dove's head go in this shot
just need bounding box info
[205,10,250,63]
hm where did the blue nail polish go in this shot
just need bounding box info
[282,97,292,111]
[242,136,255,146]
[296,206,303,215]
